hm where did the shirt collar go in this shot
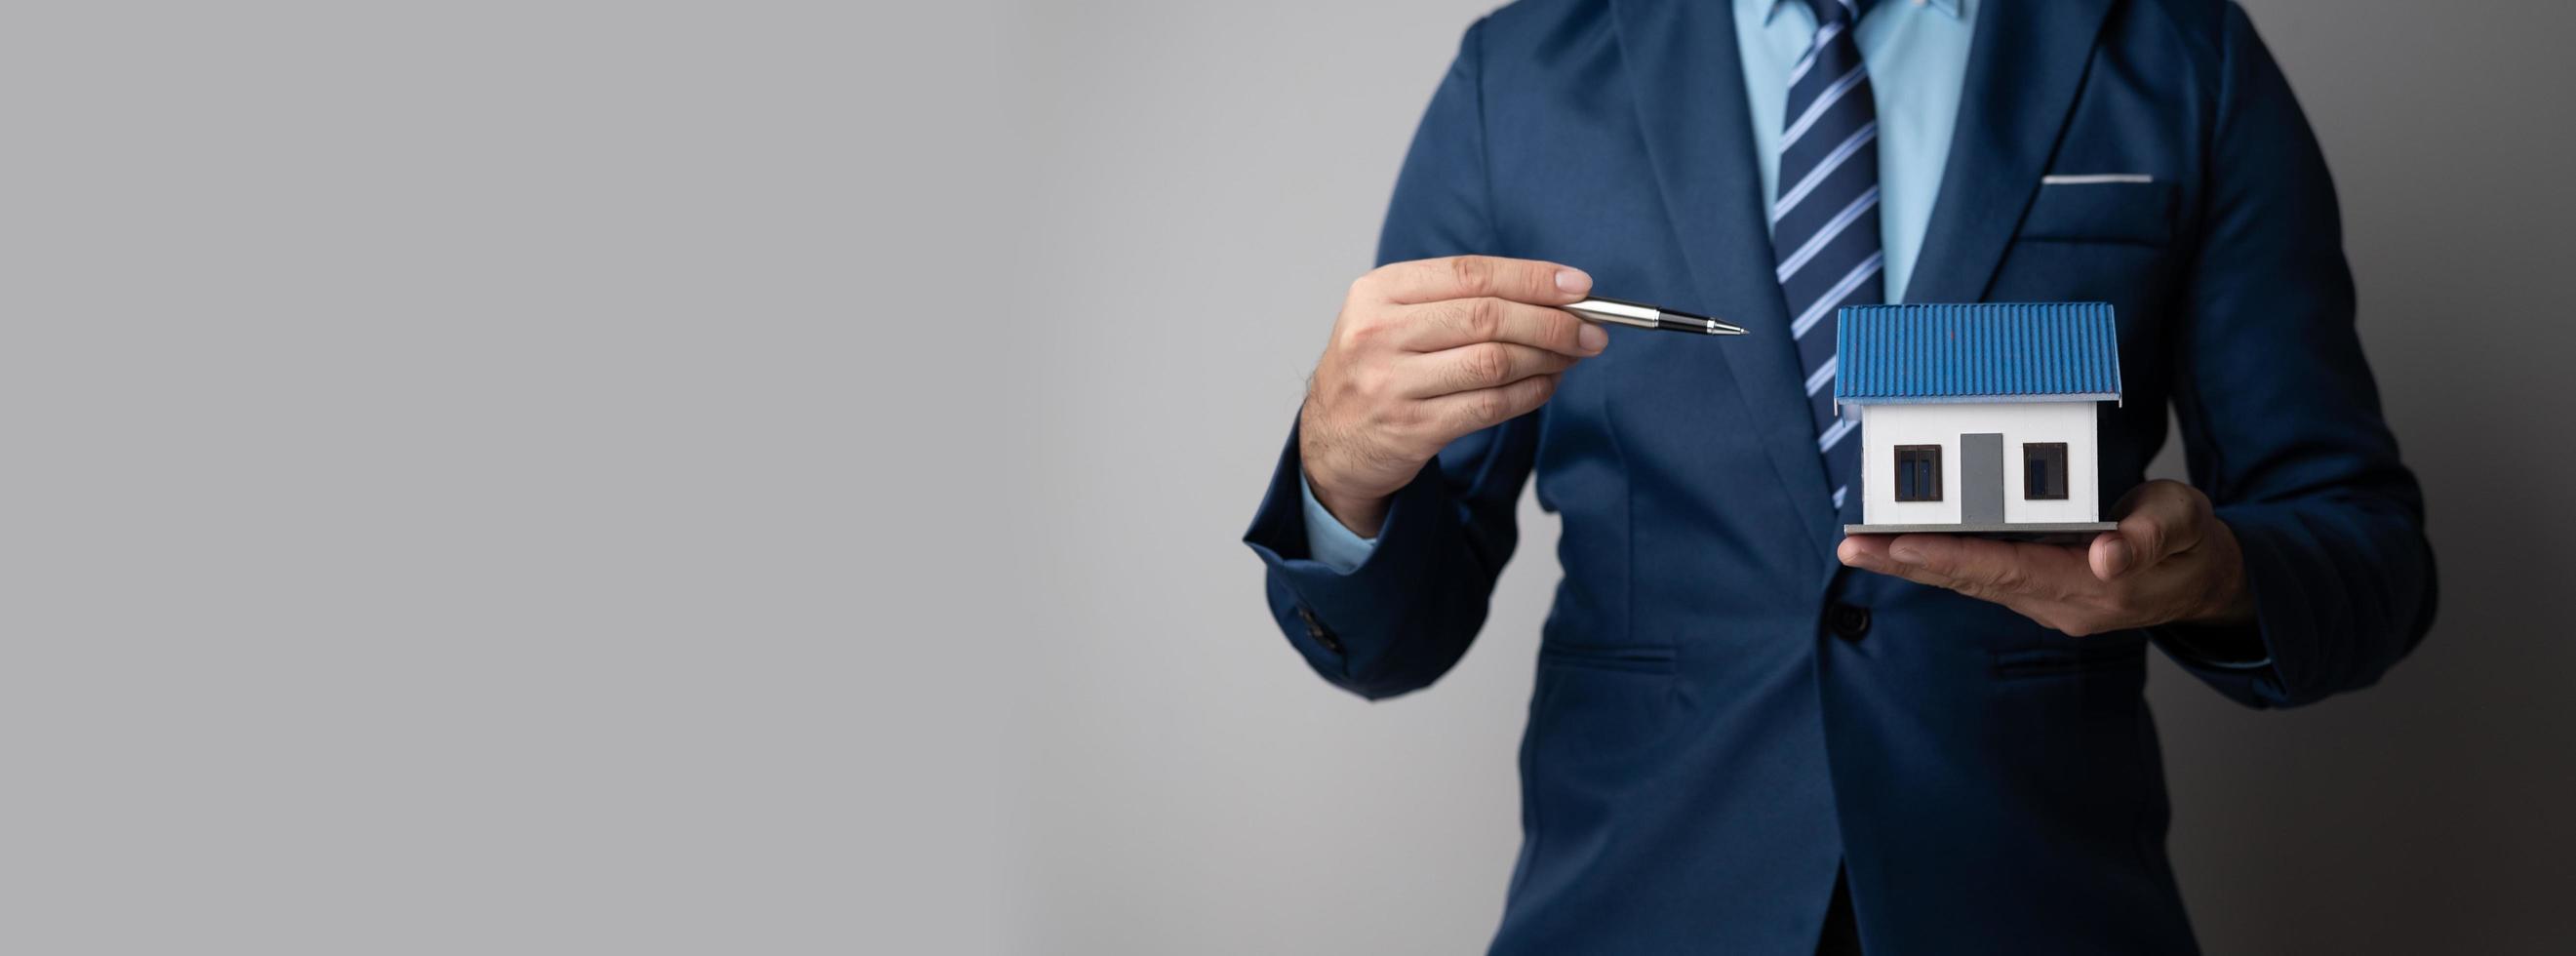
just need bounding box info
[1759,0,1963,26]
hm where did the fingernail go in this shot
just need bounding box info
[1577,323,1608,353]
[1888,544,1920,564]
[1555,268,1592,296]
[2102,539,2133,577]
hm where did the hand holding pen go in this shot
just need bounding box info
[1297,256,1743,536]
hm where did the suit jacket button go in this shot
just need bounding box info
[1297,606,1344,654]
[1828,603,1872,642]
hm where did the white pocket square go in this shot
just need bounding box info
[2041,174,2155,185]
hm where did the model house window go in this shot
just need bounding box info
[1894,446,1941,501]
[2024,443,2069,499]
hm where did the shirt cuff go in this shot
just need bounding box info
[1298,470,1380,575]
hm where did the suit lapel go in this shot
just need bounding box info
[1609,0,1839,564]
[1903,0,2119,304]
[1609,0,2118,561]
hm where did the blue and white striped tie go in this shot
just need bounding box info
[1774,0,1882,513]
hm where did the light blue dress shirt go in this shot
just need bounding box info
[1302,0,1974,572]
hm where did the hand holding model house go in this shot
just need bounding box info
[1833,303,2255,636]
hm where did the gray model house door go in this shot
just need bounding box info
[1961,432,2004,525]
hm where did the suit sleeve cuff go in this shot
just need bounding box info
[2150,620,2272,669]
[1244,421,1466,688]
[2146,504,2301,707]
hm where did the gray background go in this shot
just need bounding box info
[4,1,2569,953]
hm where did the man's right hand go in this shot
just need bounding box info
[1299,256,1605,538]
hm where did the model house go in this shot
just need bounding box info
[1837,302,2123,538]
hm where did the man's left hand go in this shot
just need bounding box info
[1838,480,2256,636]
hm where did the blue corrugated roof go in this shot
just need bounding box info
[1834,302,2122,404]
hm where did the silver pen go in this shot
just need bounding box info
[1565,297,1748,336]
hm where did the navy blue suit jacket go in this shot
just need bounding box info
[1243,1,2436,952]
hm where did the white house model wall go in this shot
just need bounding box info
[1856,401,2101,527]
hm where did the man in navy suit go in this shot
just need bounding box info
[1243,0,2435,952]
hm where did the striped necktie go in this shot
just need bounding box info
[1774,0,1882,513]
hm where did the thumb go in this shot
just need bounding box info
[2090,481,2203,580]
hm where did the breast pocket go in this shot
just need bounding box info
[2016,179,2179,247]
